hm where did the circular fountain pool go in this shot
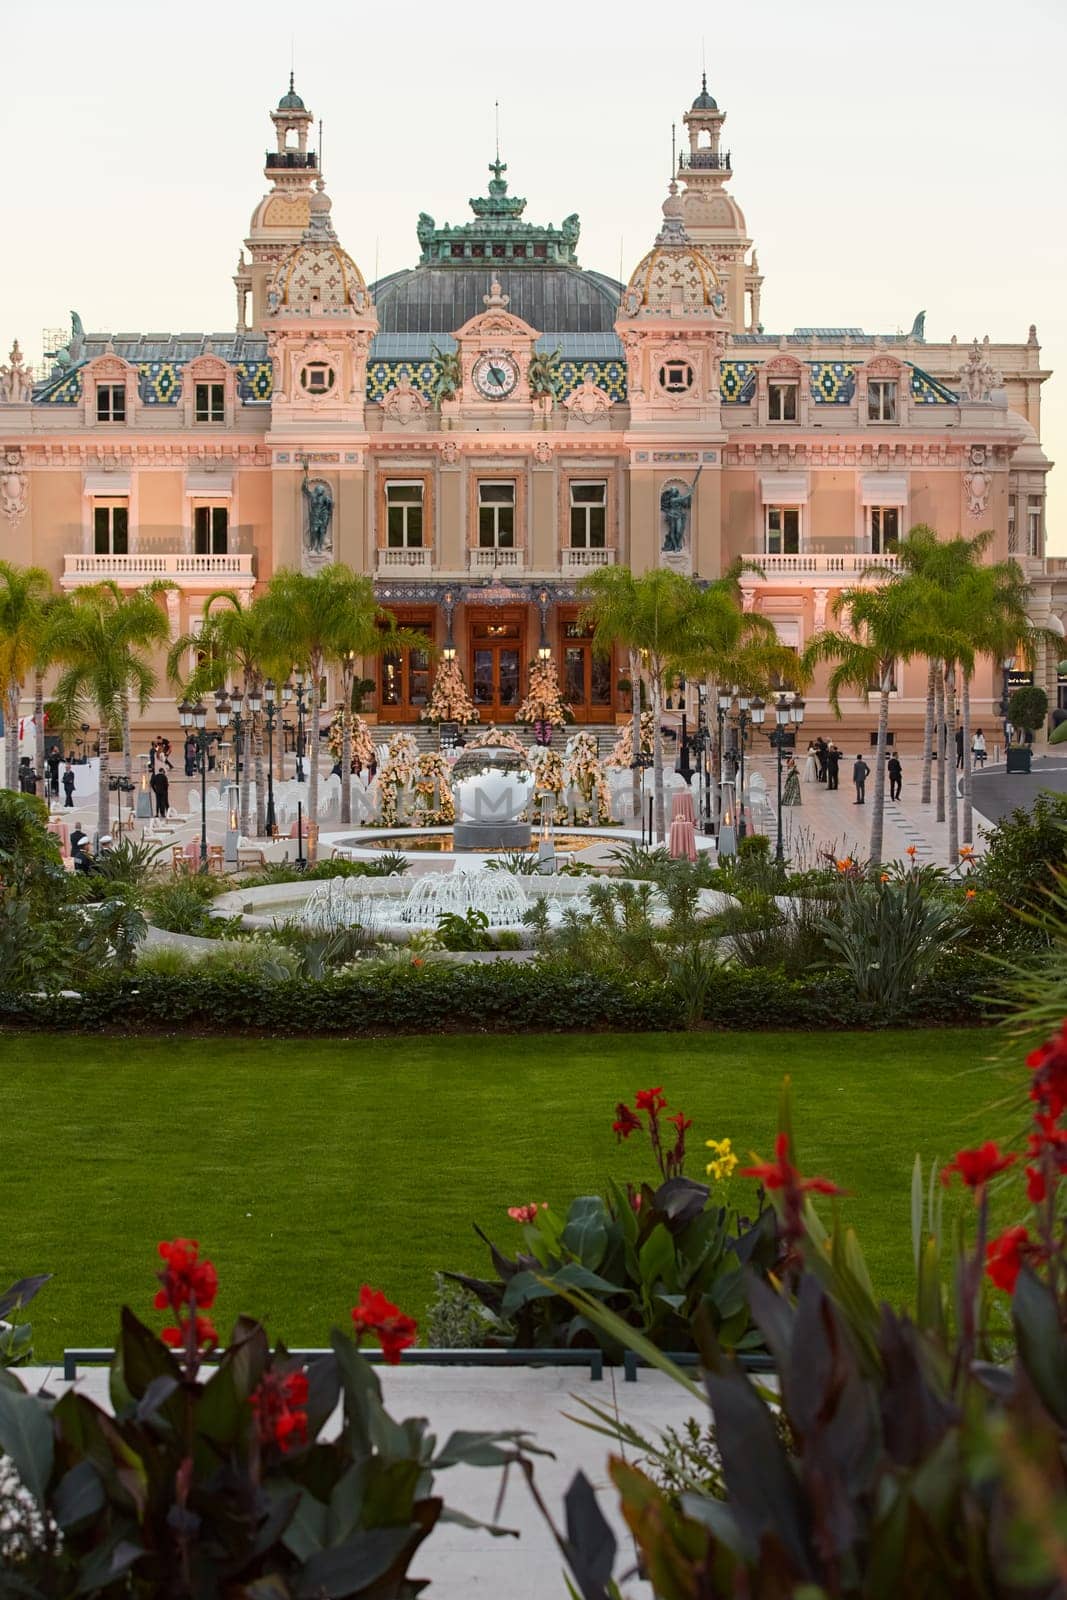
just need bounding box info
[212,872,739,945]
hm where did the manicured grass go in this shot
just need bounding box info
[1,1029,1015,1359]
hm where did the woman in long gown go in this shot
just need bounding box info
[782,757,802,806]
[802,742,819,784]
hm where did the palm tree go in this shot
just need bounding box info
[168,591,283,838]
[802,580,931,870]
[258,566,418,857]
[50,583,170,839]
[580,567,749,842]
[0,563,53,792]
[30,592,72,799]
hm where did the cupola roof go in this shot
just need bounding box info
[620,200,724,316]
[691,72,718,111]
[268,181,369,314]
[277,72,306,111]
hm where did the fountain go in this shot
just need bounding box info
[300,869,534,934]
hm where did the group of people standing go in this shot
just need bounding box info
[803,739,884,805]
[17,752,78,806]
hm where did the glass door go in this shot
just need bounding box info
[468,613,525,721]
[561,616,614,721]
[378,617,434,722]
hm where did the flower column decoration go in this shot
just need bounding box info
[563,730,613,823]
[421,656,477,726]
[516,657,572,736]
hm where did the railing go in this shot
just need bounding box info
[469,548,523,571]
[62,552,255,586]
[561,547,615,576]
[678,149,731,171]
[748,552,902,578]
[264,150,317,169]
[376,547,432,571]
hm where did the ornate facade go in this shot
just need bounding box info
[2,76,1064,735]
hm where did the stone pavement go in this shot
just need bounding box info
[17,1362,698,1597]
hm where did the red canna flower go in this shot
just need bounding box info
[1026,1165,1047,1204]
[350,1284,418,1365]
[965,889,976,900]
[250,1368,309,1453]
[162,1314,218,1349]
[612,1102,642,1141]
[635,1087,667,1115]
[986,1226,1031,1294]
[1028,1112,1067,1164]
[668,1111,693,1133]
[155,1238,218,1315]
[1027,1022,1067,1120]
[906,845,917,858]
[742,1133,846,1198]
[506,1203,544,1223]
[941,1142,1017,1193]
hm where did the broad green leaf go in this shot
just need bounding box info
[293,1526,420,1598]
[638,1223,676,1294]
[561,1196,610,1271]
[53,1460,105,1530]
[1014,1268,1067,1427]
[0,1384,53,1507]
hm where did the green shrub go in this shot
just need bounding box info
[424,1273,506,1348]
[135,943,194,976]
[436,908,494,951]
[1008,682,1049,734]
[196,939,300,980]
[975,792,1067,908]
[145,875,222,936]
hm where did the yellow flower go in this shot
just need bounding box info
[705,1137,738,1182]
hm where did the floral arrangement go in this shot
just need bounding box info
[420,657,478,725]
[377,730,419,826]
[468,723,526,755]
[327,705,375,770]
[605,710,654,769]
[411,750,456,825]
[563,730,613,823]
[526,744,567,825]
[0,1239,528,1593]
[515,658,572,727]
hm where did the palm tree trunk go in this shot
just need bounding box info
[960,671,973,846]
[868,674,891,870]
[920,660,936,805]
[629,648,641,822]
[943,662,959,865]
[253,711,265,838]
[34,672,46,799]
[5,682,19,790]
[238,702,251,840]
[935,670,946,825]
[97,724,111,841]
[307,672,321,863]
[650,669,665,844]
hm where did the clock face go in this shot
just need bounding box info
[472,352,519,400]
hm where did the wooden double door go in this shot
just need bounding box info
[378,611,434,723]
[468,609,526,722]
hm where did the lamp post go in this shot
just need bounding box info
[280,678,294,782]
[1001,654,1016,755]
[630,751,655,845]
[766,692,806,869]
[721,689,760,841]
[293,668,308,783]
[245,682,262,831]
[177,697,220,872]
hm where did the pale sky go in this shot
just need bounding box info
[4,0,1064,549]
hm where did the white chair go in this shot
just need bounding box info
[746,771,770,829]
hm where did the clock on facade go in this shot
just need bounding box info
[472,352,520,399]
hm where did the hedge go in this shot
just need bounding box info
[0,956,1003,1036]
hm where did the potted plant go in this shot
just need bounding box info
[1007,684,1049,772]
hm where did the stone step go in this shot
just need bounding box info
[371,722,624,757]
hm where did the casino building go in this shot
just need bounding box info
[1,75,1063,737]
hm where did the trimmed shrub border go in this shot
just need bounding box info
[0,956,1002,1036]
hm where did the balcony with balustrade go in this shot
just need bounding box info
[560,547,616,579]
[61,551,256,591]
[743,551,902,582]
[375,546,433,574]
[468,547,524,574]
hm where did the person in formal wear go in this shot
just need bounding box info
[887,753,903,802]
[853,753,871,804]
[956,726,965,770]
[149,767,170,819]
[62,763,76,807]
[826,746,840,791]
[803,742,819,783]
[781,757,802,807]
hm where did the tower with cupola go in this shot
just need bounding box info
[236,78,323,332]
[675,74,762,333]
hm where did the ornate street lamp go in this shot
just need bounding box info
[263,679,279,835]
[765,692,806,868]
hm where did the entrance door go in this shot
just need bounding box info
[561,615,614,722]
[469,611,525,722]
[379,615,433,723]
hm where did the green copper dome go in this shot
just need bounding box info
[691,72,718,111]
[278,73,306,111]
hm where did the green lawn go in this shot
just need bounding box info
[1,1030,1016,1360]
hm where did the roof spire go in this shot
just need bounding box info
[289,69,295,94]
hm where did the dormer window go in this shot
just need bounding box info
[659,360,694,395]
[300,362,335,395]
[96,383,126,423]
[768,380,798,422]
[195,383,225,423]
[868,379,898,423]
